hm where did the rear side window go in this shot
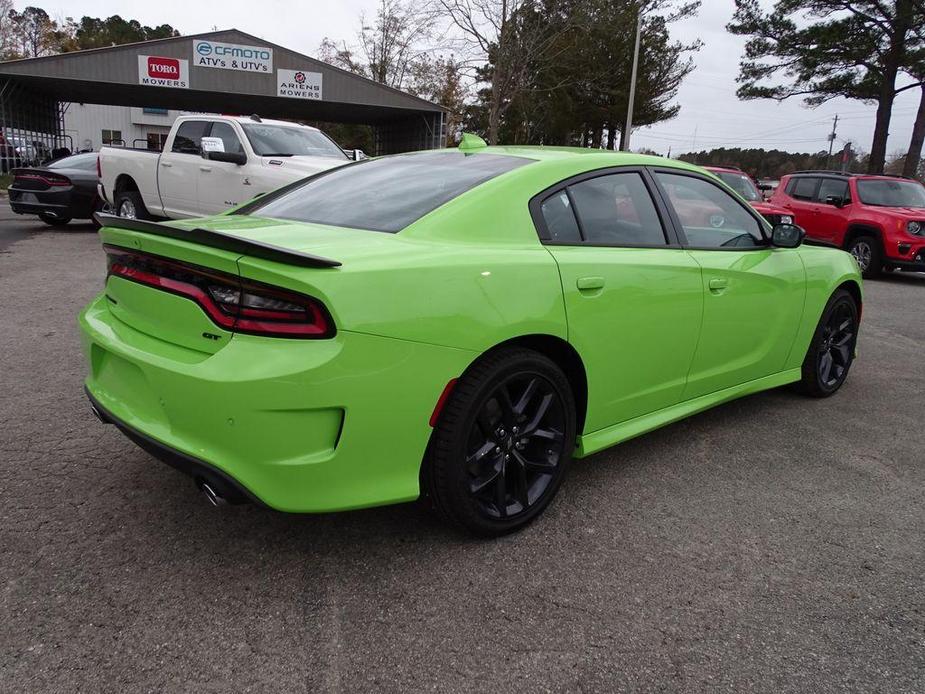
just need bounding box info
[245,152,530,233]
[816,178,850,203]
[568,173,666,246]
[171,121,210,155]
[540,192,582,243]
[788,177,819,201]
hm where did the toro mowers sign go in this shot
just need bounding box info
[138,55,189,88]
[277,69,323,100]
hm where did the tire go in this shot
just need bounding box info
[114,190,150,221]
[425,348,577,536]
[796,289,859,398]
[38,213,71,226]
[90,197,111,229]
[847,235,882,279]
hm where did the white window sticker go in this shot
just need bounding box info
[138,55,189,89]
[277,69,323,100]
[200,137,225,153]
[194,40,273,73]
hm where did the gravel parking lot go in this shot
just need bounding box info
[1,206,923,693]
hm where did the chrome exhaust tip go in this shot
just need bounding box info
[198,480,227,507]
[89,403,106,423]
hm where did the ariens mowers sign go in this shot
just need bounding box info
[277,69,323,100]
[137,55,189,88]
[194,40,273,73]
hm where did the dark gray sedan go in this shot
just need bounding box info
[8,152,105,227]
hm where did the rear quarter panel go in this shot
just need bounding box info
[236,237,568,354]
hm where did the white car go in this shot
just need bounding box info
[98,115,353,220]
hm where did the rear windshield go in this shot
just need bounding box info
[856,179,925,208]
[48,152,97,170]
[243,152,530,232]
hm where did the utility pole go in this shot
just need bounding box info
[826,114,839,169]
[621,8,643,152]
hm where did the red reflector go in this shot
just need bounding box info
[103,245,335,339]
[429,378,458,427]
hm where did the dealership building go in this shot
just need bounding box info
[0,29,446,159]
[62,104,180,152]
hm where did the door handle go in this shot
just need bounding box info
[160,161,172,167]
[577,276,605,291]
[708,278,729,292]
[199,165,212,172]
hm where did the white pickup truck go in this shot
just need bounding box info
[98,115,355,220]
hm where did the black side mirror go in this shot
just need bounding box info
[825,195,845,208]
[771,223,805,248]
[204,150,247,165]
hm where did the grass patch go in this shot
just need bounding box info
[0,173,11,190]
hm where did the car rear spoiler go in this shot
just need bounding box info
[93,213,341,268]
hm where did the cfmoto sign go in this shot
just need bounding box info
[193,40,272,73]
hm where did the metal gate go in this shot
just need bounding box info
[0,78,70,171]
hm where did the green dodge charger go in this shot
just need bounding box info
[80,137,862,535]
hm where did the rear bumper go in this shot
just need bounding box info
[79,294,474,513]
[87,387,261,505]
[8,186,75,218]
[9,201,71,217]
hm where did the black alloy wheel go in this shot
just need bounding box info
[466,372,567,520]
[425,348,576,536]
[817,301,855,389]
[798,289,859,397]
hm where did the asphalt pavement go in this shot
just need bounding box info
[0,206,923,693]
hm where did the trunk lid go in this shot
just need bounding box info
[100,223,243,355]
[97,214,408,352]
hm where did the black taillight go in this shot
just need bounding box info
[13,171,70,187]
[104,245,335,339]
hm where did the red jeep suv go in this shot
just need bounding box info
[705,166,794,225]
[770,171,925,278]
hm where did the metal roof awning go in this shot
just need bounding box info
[0,29,446,153]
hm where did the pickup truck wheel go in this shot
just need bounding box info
[847,236,882,279]
[115,190,149,221]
